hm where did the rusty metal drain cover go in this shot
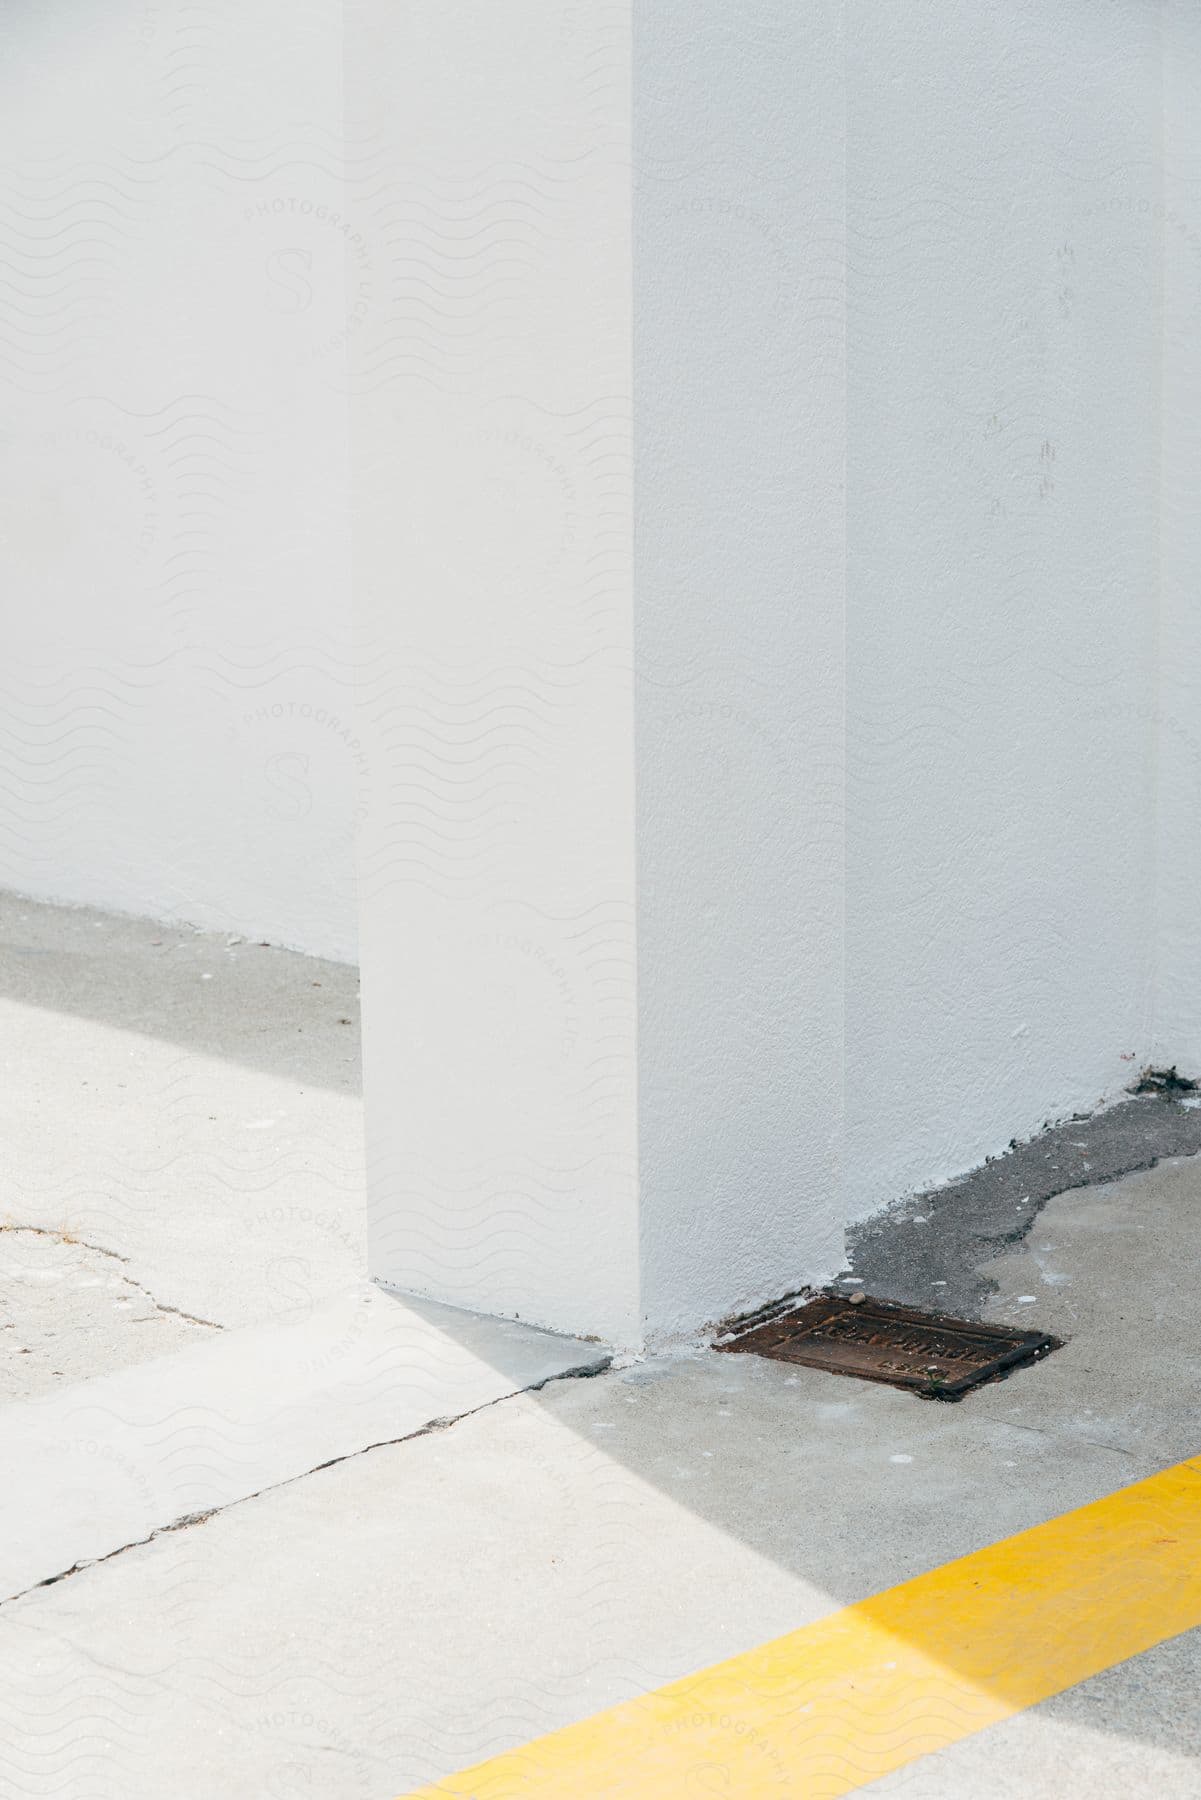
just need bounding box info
[716,1293,1059,1400]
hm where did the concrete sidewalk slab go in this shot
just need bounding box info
[0,891,366,1344]
[2,1158,1195,1798]
[3,891,1201,1797]
[0,1281,609,1600]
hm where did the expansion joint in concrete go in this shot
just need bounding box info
[0,1354,612,1611]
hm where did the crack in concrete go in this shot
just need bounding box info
[0,1224,224,1332]
[1,1611,173,1682]
[995,1418,1137,1459]
[0,1356,611,1610]
[846,1094,1201,1318]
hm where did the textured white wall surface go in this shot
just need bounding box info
[5,1,1200,1343]
[1155,1,1201,1067]
[353,0,1199,1345]
[843,1,1166,1219]
[0,0,358,962]
[633,0,845,1338]
[346,2,642,1343]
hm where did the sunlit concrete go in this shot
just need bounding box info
[0,890,364,1348]
[2,1150,1199,1795]
[0,1282,609,1603]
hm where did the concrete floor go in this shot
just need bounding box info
[0,1226,215,1400]
[2,893,1200,1797]
[0,890,364,1357]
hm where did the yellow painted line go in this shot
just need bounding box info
[399,1453,1201,1798]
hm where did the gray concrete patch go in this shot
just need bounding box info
[847,1094,1201,1317]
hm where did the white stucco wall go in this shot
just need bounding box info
[353,0,1196,1346]
[633,0,846,1337]
[5,0,1199,1343]
[346,2,643,1344]
[0,0,358,962]
[843,0,1166,1218]
[1154,0,1201,1068]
